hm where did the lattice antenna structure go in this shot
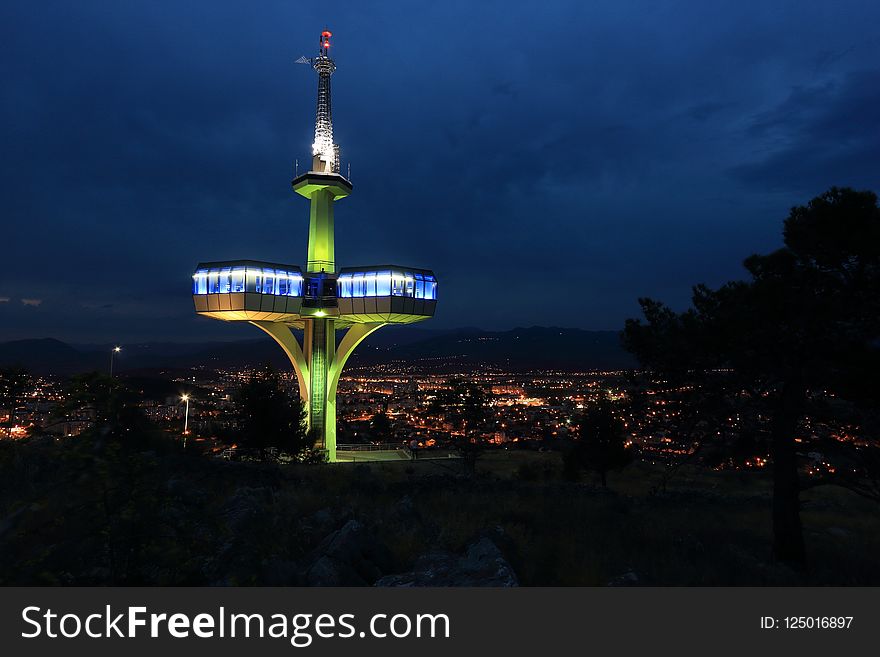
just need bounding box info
[311,30,339,174]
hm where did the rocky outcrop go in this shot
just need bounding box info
[606,569,640,586]
[375,537,518,587]
[303,519,393,586]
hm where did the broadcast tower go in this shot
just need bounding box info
[191,31,437,461]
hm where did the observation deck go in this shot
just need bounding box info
[193,261,437,328]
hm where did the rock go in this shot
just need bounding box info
[606,569,640,586]
[313,508,334,527]
[304,519,393,586]
[260,558,300,586]
[393,495,420,523]
[397,494,414,514]
[219,486,271,531]
[305,556,353,587]
[375,537,518,587]
[0,506,26,539]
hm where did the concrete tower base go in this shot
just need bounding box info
[251,318,385,462]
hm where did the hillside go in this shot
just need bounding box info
[0,327,636,375]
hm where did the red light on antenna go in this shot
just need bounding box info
[322,30,332,37]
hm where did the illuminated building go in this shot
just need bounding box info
[191,31,437,461]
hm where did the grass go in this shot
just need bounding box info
[1,438,878,585]
[338,450,879,585]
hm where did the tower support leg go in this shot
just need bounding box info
[250,320,386,464]
[249,320,310,406]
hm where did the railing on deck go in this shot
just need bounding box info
[336,443,405,452]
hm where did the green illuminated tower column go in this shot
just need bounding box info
[291,29,353,463]
[293,173,351,461]
[306,187,335,271]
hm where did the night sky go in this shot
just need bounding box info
[2,0,879,342]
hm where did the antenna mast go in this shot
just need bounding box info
[311,30,340,174]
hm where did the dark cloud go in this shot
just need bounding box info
[731,69,880,192]
[1,0,879,341]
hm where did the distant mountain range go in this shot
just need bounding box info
[0,327,636,376]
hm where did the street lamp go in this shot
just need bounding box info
[181,394,191,446]
[109,346,121,376]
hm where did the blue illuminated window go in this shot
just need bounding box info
[231,269,245,292]
[338,274,351,298]
[364,272,377,296]
[262,270,276,295]
[391,274,406,296]
[376,271,391,296]
[193,271,208,294]
[218,268,232,293]
[336,269,434,299]
[246,269,259,293]
[195,264,303,297]
[276,271,302,296]
[353,273,365,297]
